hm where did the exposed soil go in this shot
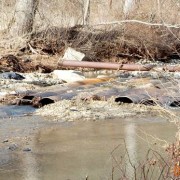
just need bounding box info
[0,26,179,74]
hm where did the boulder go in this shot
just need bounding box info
[0,72,25,80]
[62,47,85,61]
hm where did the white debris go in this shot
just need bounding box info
[0,91,16,100]
[0,92,8,97]
[174,72,180,79]
[62,47,85,61]
[52,70,85,83]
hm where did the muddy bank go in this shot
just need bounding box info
[0,26,180,75]
[0,54,59,73]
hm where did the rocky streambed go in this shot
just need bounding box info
[0,68,180,180]
[0,69,180,121]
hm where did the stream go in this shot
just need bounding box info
[0,105,177,180]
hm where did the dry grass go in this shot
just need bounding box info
[0,0,179,60]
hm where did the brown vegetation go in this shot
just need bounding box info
[0,0,179,63]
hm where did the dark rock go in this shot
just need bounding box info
[0,72,25,80]
[2,139,8,143]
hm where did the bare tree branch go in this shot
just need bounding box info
[93,19,180,29]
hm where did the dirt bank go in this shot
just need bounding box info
[0,26,180,75]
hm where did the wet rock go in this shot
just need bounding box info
[8,144,18,151]
[52,70,85,83]
[0,72,25,80]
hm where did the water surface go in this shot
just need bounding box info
[0,105,35,118]
[0,107,177,180]
[34,117,176,180]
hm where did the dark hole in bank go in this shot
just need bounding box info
[115,97,133,103]
[39,98,55,107]
[17,96,35,105]
[169,101,180,107]
[22,96,35,100]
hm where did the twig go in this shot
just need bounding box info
[93,20,180,29]
[28,43,38,54]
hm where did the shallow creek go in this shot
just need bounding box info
[0,105,177,180]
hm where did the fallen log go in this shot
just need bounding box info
[59,60,180,72]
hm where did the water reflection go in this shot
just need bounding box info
[34,118,175,180]
[125,123,137,178]
[22,152,39,180]
[0,115,177,180]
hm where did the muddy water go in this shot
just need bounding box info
[0,106,177,180]
[0,105,35,118]
[35,118,176,180]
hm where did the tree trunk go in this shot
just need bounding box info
[9,0,38,36]
[123,0,135,17]
[83,0,90,25]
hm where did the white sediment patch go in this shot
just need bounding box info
[35,99,152,121]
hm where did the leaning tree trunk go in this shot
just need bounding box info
[9,0,38,36]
